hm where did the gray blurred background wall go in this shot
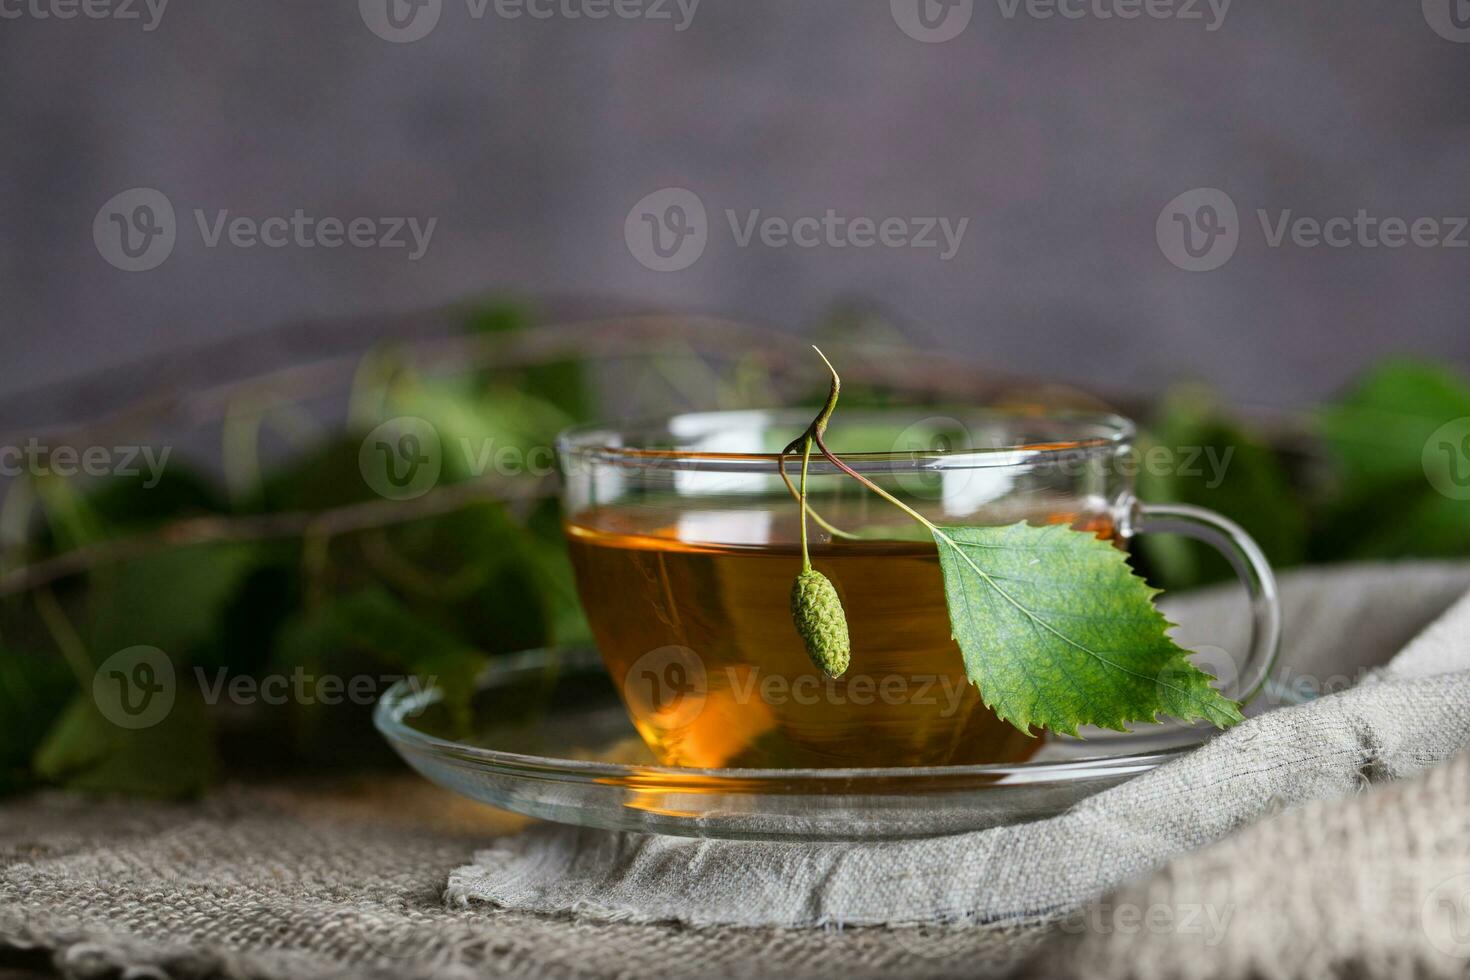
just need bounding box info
[3,0,1468,416]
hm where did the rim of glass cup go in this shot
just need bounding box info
[556,408,1136,474]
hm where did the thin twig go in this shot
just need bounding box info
[0,316,1049,453]
[777,346,860,542]
[33,586,93,686]
[0,476,555,598]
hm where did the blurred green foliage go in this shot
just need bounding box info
[0,305,1466,800]
[1136,359,1470,589]
[1136,389,1308,589]
[1,304,592,797]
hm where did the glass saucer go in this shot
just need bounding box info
[374,647,1246,842]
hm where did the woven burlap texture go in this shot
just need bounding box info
[1021,745,1470,979]
[1,562,1468,979]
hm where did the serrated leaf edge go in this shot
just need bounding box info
[933,522,1243,737]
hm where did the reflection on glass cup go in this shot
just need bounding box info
[558,409,1279,769]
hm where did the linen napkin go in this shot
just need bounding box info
[446,563,1470,928]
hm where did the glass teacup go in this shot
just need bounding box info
[557,409,1279,769]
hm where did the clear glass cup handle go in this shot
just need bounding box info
[1127,500,1283,706]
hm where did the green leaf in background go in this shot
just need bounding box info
[804,304,922,409]
[523,498,591,647]
[88,542,261,656]
[1319,358,1470,497]
[1137,388,1306,590]
[1317,486,1470,561]
[1312,359,1470,561]
[31,476,107,553]
[33,691,217,798]
[0,652,76,794]
[83,463,225,530]
[934,522,1243,736]
[275,587,487,734]
[194,556,302,675]
[370,501,568,654]
[253,436,381,513]
[2,302,599,799]
[384,374,570,486]
[465,301,592,422]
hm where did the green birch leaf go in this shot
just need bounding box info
[932,522,1243,736]
[1319,359,1470,497]
[34,692,217,799]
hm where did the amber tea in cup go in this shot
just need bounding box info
[558,410,1279,770]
